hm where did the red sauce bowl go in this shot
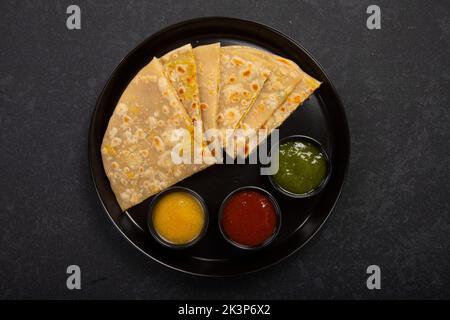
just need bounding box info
[218,186,282,250]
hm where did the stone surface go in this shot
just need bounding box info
[0,0,449,299]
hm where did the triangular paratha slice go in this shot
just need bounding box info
[101,58,209,211]
[263,73,321,132]
[231,46,303,131]
[229,46,321,158]
[193,43,221,132]
[217,46,271,149]
[160,44,201,124]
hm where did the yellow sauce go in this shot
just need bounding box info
[152,191,205,245]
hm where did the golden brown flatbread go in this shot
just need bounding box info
[228,46,321,157]
[230,46,303,132]
[101,58,208,211]
[263,73,321,131]
[216,46,271,147]
[160,44,201,124]
[193,43,221,132]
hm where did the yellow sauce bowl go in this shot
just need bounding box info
[148,187,208,248]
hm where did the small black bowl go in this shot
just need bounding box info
[268,135,332,198]
[147,186,209,249]
[218,186,282,250]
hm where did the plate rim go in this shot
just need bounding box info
[88,16,351,277]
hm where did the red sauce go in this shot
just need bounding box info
[221,190,277,247]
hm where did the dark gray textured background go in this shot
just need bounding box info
[0,0,449,299]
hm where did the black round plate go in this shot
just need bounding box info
[89,17,350,277]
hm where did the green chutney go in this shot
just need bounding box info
[273,140,328,195]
